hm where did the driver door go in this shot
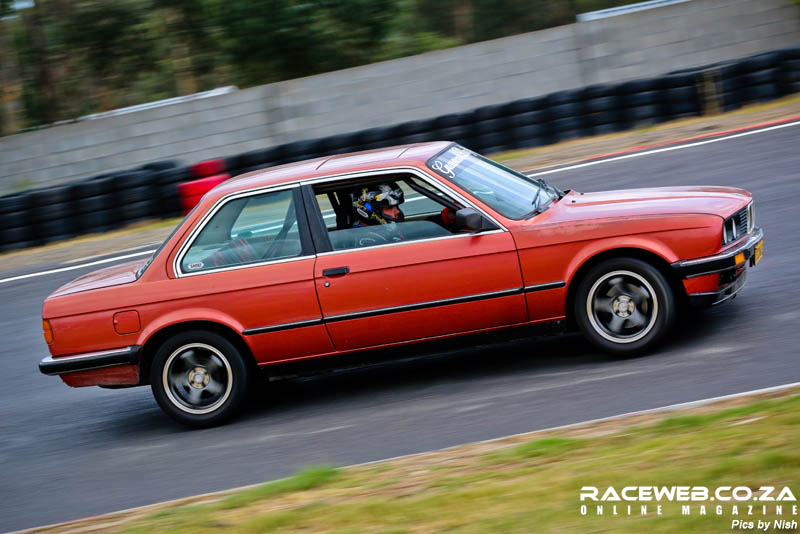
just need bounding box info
[305,176,527,351]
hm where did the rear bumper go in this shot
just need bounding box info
[671,226,763,308]
[39,346,141,376]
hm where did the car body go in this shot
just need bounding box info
[39,142,764,426]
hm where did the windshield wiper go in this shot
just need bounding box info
[531,186,544,209]
[538,177,564,199]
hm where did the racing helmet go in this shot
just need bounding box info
[353,183,405,225]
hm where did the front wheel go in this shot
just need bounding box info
[574,258,676,356]
[150,331,249,427]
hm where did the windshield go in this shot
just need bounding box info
[427,145,558,219]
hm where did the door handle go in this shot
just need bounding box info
[322,266,349,277]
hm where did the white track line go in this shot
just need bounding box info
[525,119,800,177]
[22,381,799,533]
[61,243,161,265]
[0,250,155,285]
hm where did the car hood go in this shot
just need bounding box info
[48,259,146,298]
[554,186,751,221]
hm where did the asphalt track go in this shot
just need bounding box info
[2,124,798,532]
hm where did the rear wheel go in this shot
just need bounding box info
[150,331,249,427]
[574,258,676,356]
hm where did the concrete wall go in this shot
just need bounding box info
[1,0,798,194]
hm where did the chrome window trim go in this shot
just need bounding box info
[177,254,316,278]
[173,183,305,278]
[299,166,509,232]
[173,166,509,277]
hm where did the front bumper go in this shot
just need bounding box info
[671,226,763,307]
[39,346,141,376]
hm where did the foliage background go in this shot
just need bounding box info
[0,0,641,135]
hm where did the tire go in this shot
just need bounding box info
[746,83,778,102]
[589,110,619,126]
[153,166,193,186]
[585,96,617,113]
[141,160,178,171]
[150,330,249,427]
[0,224,34,245]
[156,183,183,217]
[574,258,676,356]
[475,118,507,134]
[77,194,114,214]
[74,178,112,198]
[549,102,581,119]
[433,112,472,129]
[81,209,115,232]
[473,104,505,121]
[113,171,152,190]
[510,110,547,128]
[1,209,27,228]
[626,91,659,107]
[0,193,32,213]
[666,86,697,102]
[120,199,154,222]
[437,125,471,143]
[745,68,777,86]
[33,202,71,222]
[626,104,660,123]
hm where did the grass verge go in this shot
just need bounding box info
[33,387,800,534]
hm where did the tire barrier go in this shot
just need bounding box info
[1,47,797,253]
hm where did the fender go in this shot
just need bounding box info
[136,307,247,349]
[563,235,679,287]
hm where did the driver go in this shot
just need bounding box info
[352,183,405,227]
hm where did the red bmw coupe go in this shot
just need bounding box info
[39,142,764,426]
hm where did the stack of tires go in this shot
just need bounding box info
[619,79,669,128]
[580,85,622,136]
[72,174,117,234]
[152,166,192,218]
[715,51,783,111]
[30,185,80,244]
[0,193,35,251]
[392,118,437,146]
[470,103,518,153]
[777,48,800,97]
[433,112,477,150]
[112,171,158,226]
[544,90,584,143]
[661,72,701,119]
[506,96,549,148]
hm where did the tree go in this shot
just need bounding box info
[210,0,398,84]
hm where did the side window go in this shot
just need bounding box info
[181,188,302,273]
[313,175,465,252]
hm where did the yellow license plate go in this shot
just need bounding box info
[753,240,764,266]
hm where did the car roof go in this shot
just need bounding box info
[212,141,452,198]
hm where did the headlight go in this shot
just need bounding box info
[722,202,753,246]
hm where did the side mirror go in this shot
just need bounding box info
[455,208,494,233]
